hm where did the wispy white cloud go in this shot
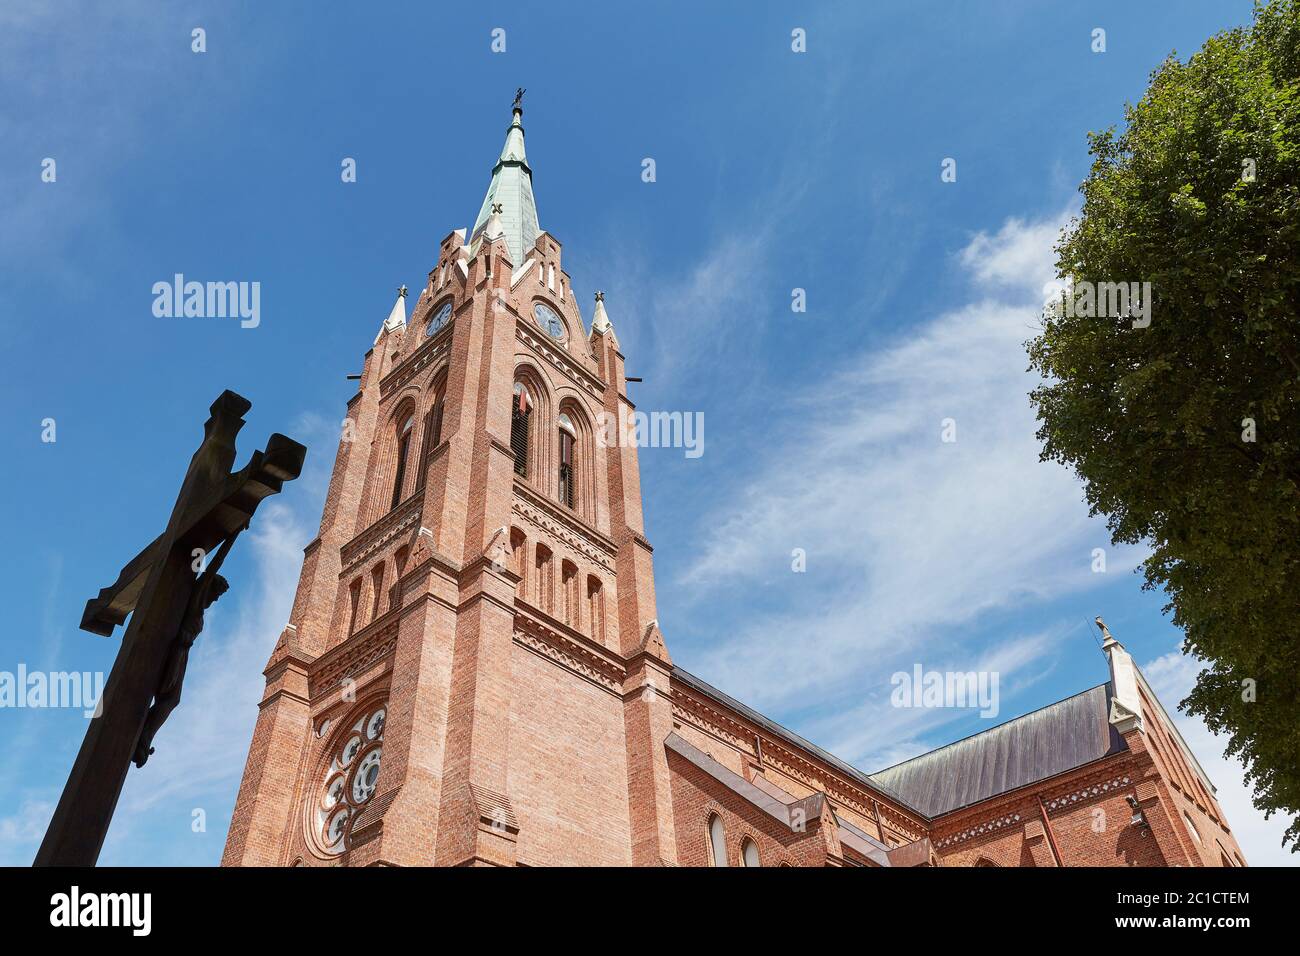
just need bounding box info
[807,626,1063,771]
[590,224,778,399]
[675,211,1140,729]
[0,796,54,857]
[959,214,1070,291]
[1142,649,1294,866]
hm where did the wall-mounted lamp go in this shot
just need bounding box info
[1126,794,1149,829]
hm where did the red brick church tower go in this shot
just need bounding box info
[222,94,677,866]
[223,96,1247,868]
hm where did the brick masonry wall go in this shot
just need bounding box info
[509,645,632,865]
[668,750,830,867]
[668,708,918,848]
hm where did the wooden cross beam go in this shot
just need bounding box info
[34,390,305,867]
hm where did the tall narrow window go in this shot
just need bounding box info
[509,528,527,596]
[370,564,385,622]
[558,413,576,509]
[587,576,605,645]
[391,414,414,510]
[347,578,362,636]
[534,545,553,613]
[561,561,579,628]
[708,814,728,867]
[512,384,531,477]
[416,398,442,491]
[742,838,761,867]
[391,545,410,609]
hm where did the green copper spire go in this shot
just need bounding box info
[470,88,540,265]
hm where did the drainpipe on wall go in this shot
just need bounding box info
[870,797,886,843]
[1036,794,1065,867]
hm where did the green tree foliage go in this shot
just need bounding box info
[1028,0,1300,851]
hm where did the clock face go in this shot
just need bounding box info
[534,303,565,341]
[426,301,452,336]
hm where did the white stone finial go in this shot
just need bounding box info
[591,290,613,334]
[375,284,409,343]
[1099,615,1143,733]
[1095,615,1118,648]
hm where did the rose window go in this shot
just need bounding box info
[310,702,386,856]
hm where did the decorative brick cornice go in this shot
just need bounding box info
[671,689,749,749]
[309,623,399,698]
[874,803,924,843]
[1043,772,1133,815]
[934,812,1024,849]
[378,333,451,397]
[341,495,423,572]
[670,684,926,841]
[517,325,608,398]
[931,765,1137,849]
[513,609,625,694]
[512,482,618,569]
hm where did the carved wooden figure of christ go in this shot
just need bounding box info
[34,391,305,867]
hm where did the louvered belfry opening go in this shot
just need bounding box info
[559,429,575,508]
[415,399,442,492]
[391,415,414,511]
[512,386,531,477]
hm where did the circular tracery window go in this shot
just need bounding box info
[309,702,386,856]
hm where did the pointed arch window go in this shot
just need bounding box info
[509,528,528,596]
[708,814,728,867]
[534,544,553,613]
[561,560,579,628]
[512,383,532,478]
[586,576,605,645]
[416,391,444,491]
[369,563,385,622]
[347,578,363,636]
[558,413,576,508]
[742,838,761,867]
[391,414,415,510]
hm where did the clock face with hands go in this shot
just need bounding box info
[534,303,565,341]
[427,301,452,335]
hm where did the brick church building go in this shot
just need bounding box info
[221,98,1247,868]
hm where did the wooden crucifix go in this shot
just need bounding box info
[34,390,305,867]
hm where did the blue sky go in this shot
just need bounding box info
[2,1,1292,865]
